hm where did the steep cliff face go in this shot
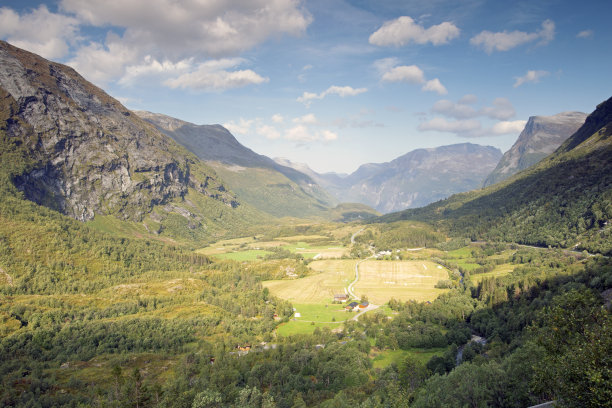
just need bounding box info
[0,40,236,222]
[483,112,587,187]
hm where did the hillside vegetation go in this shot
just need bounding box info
[379,97,612,255]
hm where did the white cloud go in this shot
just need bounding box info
[513,70,550,88]
[321,130,338,141]
[432,99,478,118]
[431,97,515,120]
[491,120,527,135]
[381,65,425,83]
[421,96,523,137]
[458,94,478,105]
[163,58,268,91]
[285,125,318,142]
[0,5,80,59]
[297,85,367,106]
[422,78,447,95]
[480,97,516,120]
[293,113,318,125]
[119,55,193,85]
[376,59,448,94]
[257,124,281,140]
[577,29,593,39]
[68,34,137,83]
[418,118,481,133]
[60,0,312,59]
[271,114,284,124]
[223,118,254,135]
[369,16,460,47]
[470,19,555,53]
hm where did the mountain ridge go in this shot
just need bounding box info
[138,111,339,218]
[0,40,263,241]
[278,143,502,214]
[483,111,586,187]
[378,97,612,255]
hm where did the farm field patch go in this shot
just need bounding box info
[354,260,450,304]
[263,260,355,303]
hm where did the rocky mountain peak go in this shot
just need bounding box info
[0,40,236,222]
[483,111,587,187]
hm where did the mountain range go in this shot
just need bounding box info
[483,111,587,187]
[278,143,502,213]
[137,111,338,218]
[380,96,612,255]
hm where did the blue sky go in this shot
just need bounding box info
[1,0,610,173]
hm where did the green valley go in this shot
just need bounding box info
[0,36,611,408]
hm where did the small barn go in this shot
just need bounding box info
[334,294,348,302]
[359,301,369,309]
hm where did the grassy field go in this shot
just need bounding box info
[263,260,355,303]
[214,249,272,261]
[264,259,450,306]
[471,263,516,282]
[196,235,348,260]
[275,303,352,336]
[354,260,449,304]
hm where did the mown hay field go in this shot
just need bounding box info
[263,260,356,303]
[354,260,449,304]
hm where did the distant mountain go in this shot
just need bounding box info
[280,143,502,214]
[0,40,263,242]
[483,112,587,187]
[138,112,337,218]
[379,97,612,255]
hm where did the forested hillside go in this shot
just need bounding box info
[379,97,612,255]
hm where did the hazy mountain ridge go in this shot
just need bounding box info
[0,40,263,240]
[138,111,338,218]
[379,97,612,255]
[483,111,587,187]
[279,143,502,214]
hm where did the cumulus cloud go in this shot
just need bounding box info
[576,29,593,39]
[491,120,527,135]
[257,124,281,140]
[419,118,481,133]
[61,0,312,59]
[513,70,549,88]
[223,118,255,135]
[480,98,516,120]
[458,94,478,105]
[369,16,460,47]
[422,78,448,95]
[470,19,555,53]
[68,34,137,83]
[297,85,367,106]
[271,114,284,123]
[382,65,425,83]
[285,125,318,142]
[0,5,80,59]
[421,96,523,137]
[293,113,318,125]
[419,117,525,137]
[432,96,515,120]
[119,55,193,85]
[2,1,311,86]
[163,58,268,91]
[432,99,478,118]
[376,59,447,95]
